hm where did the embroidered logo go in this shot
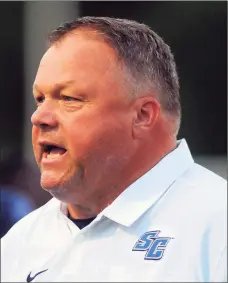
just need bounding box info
[27,269,48,282]
[132,230,172,260]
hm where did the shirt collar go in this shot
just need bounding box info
[100,139,194,227]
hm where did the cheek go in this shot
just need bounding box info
[66,124,102,160]
[32,126,36,138]
[65,113,131,162]
[32,127,40,155]
[32,127,38,143]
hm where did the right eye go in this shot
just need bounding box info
[35,96,44,105]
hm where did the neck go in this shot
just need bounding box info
[67,136,177,219]
[68,204,97,219]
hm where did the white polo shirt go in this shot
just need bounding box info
[1,140,227,282]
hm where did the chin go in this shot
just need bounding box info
[40,169,83,203]
[41,176,72,203]
[40,170,68,190]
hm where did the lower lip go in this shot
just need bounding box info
[41,151,68,165]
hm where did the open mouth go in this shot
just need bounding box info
[43,144,67,159]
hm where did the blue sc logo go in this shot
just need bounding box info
[132,230,172,260]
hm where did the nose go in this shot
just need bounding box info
[31,100,58,130]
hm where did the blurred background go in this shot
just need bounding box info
[0,1,227,237]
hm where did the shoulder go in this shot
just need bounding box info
[171,162,227,224]
[177,162,226,203]
[146,161,227,241]
[1,197,65,279]
[167,162,227,252]
[189,162,226,185]
[1,198,60,244]
[141,163,226,280]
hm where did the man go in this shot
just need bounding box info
[1,17,226,282]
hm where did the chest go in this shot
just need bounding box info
[11,223,206,282]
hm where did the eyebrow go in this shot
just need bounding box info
[33,80,76,95]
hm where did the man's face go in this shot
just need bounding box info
[31,32,135,203]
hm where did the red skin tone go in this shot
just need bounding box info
[31,31,175,219]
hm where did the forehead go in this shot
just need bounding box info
[34,32,119,90]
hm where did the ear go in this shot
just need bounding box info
[132,97,160,138]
